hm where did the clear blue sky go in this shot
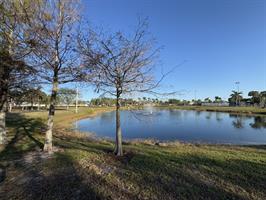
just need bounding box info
[76,0,266,101]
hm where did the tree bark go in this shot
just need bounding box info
[0,111,6,145]
[0,75,9,145]
[75,87,78,113]
[37,99,40,111]
[43,73,58,153]
[31,100,34,111]
[8,99,12,112]
[114,95,123,156]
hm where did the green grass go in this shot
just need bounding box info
[0,108,266,200]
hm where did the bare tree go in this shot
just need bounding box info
[24,0,82,153]
[57,88,76,110]
[79,19,165,156]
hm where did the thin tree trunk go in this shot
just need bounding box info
[8,99,12,112]
[114,96,123,156]
[43,74,58,153]
[0,111,6,145]
[31,100,34,111]
[0,78,8,145]
[75,87,78,113]
[37,99,40,111]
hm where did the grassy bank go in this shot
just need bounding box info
[0,108,266,200]
[157,105,266,115]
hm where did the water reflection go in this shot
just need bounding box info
[77,109,266,144]
[250,116,266,129]
[215,113,222,122]
[195,111,201,117]
[205,112,212,120]
[228,114,266,130]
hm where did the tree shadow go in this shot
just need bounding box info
[0,152,103,200]
[0,113,46,183]
[121,150,266,199]
[6,112,45,149]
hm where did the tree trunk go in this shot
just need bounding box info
[0,77,8,145]
[0,111,6,145]
[8,99,12,112]
[31,100,34,111]
[75,87,78,113]
[43,75,58,153]
[114,96,123,156]
[0,26,14,145]
[66,105,69,110]
[37,99,40,111]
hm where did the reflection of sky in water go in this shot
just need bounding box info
[76,109,266,145]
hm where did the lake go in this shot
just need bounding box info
[76,109,266,145]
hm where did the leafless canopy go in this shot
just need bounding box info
[78,19,162,98]
[24,0,82,84]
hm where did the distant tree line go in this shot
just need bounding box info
[228,90,266,107]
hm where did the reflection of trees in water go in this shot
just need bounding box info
[195,111,201,117]
[169,109,182,119]
[229,114,266,130]
[128,109,160,123]
[205,112,212,120]
[99,112,115,122]
[249,116,266,129]
[215,112,222,121]
[232,118,244,129]
[229,114,247,129]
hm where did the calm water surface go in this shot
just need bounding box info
[76,109,266,144]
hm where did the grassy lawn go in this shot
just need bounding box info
[0,107,266,200]
[158,105,266,115]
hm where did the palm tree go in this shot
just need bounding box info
[229,90,243,106]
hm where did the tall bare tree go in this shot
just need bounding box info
[79,20,164,156]
[24,0,82,153]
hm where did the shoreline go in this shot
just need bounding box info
[155,105,266,116]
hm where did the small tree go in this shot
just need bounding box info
[79,20,164,156]
[58,88,76,110]
[248,91,260,106]
[214,96,222,103]
[204,97,212,103]
[260,91,266,108]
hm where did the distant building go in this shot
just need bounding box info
[201,102,229,107]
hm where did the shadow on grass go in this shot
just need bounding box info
[0,113,45,161]
[0,113,46,184]
[48,134,266,199]
[1,113,105,199]
[121,149,266,200]
[0,152,103,200]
